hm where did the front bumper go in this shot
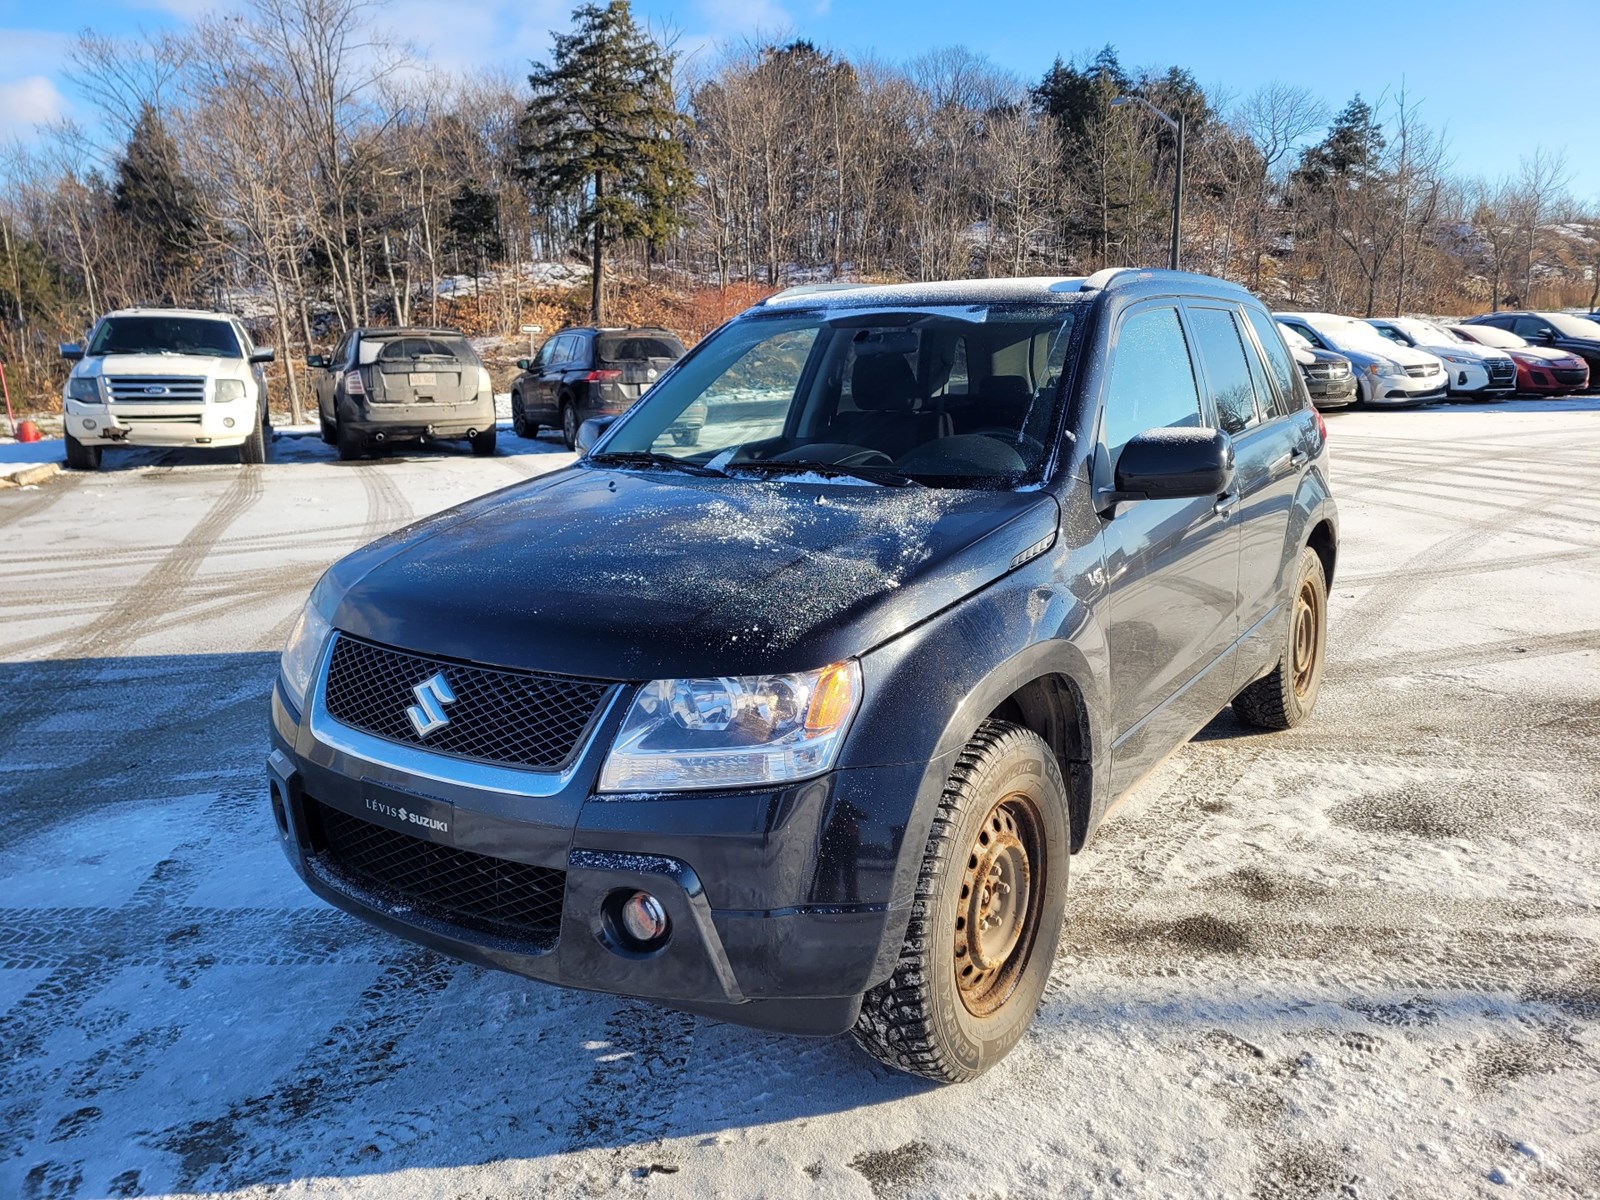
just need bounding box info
[267,676,914,1035]
[64,398,256,447]
[1365,373,1446,405]
[1305,375,1357,408]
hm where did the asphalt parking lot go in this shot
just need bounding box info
[1,402,1597,1199]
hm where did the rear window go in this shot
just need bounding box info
[597,334,684,363]
[359,336,478,365]
[89,316,241,359]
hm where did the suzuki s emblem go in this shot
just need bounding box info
[143,386,167,395]
[406,672,456,738]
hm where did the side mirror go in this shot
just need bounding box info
[575,416,616,454]
[1537,328,1557,342]
[250,348,276,364]
[59,343,83,361]
[515,358,532,371]
[1108,427,1233,504]
[306,354,328,369]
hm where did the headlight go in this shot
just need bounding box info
[67,376,101,403]
[598,660,862,792]
[215,379,247,403]
[1440,354,1471,365]
[279,601,334,711]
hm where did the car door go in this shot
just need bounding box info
[1227,305,1310,681]
[318,334,349,423]
[1095,300,1242,796]
[529,335,564,422]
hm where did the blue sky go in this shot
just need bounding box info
[3,0,1598,200]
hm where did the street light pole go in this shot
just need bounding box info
[1112,95,1185,271]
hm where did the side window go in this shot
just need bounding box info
[1373,325,1404,344]
[1188,306,1261,435]
[333,334,353,367]
[1101,305,1201,462]
[942,338,969,397]
[1245,309,1301,415]
[1513,317,1551,339]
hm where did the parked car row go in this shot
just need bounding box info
[1269,307,1595,412]
[56,299,1597,471]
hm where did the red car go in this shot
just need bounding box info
[1449,324,1589,395]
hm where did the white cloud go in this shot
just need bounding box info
[0,76,68,140]
[379,0,567,73]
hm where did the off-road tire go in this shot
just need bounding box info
[852,720,1070,1084]
[336,420,363,462]
[470,427,497,457]
[239,413,267,464]
[319,415,336,445]
[1233,546,1328,730]
[64,429,102,471]
[560,398,578,451]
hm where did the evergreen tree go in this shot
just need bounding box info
[1294,95,1386,188]
[521,1,690,322]
[113,104,204,303]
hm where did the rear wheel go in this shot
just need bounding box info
[335,419,363,462]
[560,398,578,451]
[1233,546,1328,730]
[852,720,1070,1083]
[64,429,102,471]
[470,427,497,457]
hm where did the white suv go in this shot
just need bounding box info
[60,308,275,470]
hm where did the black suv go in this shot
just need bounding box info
[511,326,696,449]
[269,270,1337,1083]
[1461,311,1600,387]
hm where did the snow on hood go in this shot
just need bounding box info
[326,465,1062,680]
[73,353,247,378]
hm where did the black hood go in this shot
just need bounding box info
[326,464,1060,681]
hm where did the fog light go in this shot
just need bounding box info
[223,417,236,429]
[620,891,669,944]
[83,418,97,430]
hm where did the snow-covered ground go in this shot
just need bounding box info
[0,401,1597,1199]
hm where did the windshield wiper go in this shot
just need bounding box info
[729,459,921,487]
[588,450,727,478]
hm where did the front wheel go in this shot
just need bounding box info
[239,412,267,464]
[64,429,102,471]
[1233,545,1328,730]
[852,720,1070,1083]
[512,392,537,440]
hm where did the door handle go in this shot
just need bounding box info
[1213,491,1239,518]
[1290,449,1309,469]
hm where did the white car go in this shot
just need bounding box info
[1275,312,1447,406]
[60,308,274,470]
[1364,317,1517,400]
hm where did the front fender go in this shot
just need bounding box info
[833,541,1111,913]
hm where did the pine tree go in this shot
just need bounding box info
[521,1,690,322]
[113,104,204,304]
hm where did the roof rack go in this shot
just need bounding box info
[762,282,867,304]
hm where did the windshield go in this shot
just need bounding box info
[88,316,241,359]
[1277,323,1313,351]
[1546,313,1600,338]
[1319,320,1393,351]
[1457,324,1525,349]
[592,304,1079,487]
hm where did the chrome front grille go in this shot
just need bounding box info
[1404,363,1441,379]
[322,634,614,771]
[1486,358,1517,386]
[105,375,208,403]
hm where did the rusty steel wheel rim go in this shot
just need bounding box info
[1291,577,1322,698]
[954,794,1044,1018]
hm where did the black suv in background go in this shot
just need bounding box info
[309,328,497,460]
[511,326,695,449]
[1462,311,1600,387]
[270,269,1336,1083]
